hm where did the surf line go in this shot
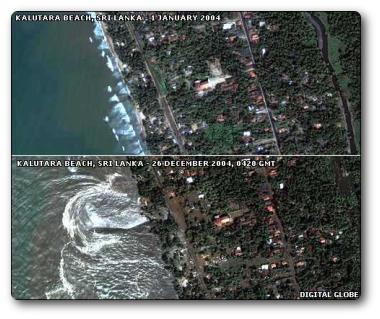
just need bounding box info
[88,11,147,155]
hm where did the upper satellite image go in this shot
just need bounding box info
[12,11,360,155]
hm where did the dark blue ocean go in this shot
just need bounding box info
[12,12,146,155]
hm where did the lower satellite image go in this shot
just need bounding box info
[12,156,360,299]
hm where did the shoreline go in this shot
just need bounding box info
[93,13,148,151]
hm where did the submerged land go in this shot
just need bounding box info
[131,156,361,299]
[102,11,360,155]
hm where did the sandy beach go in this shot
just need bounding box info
[99,18,147,141]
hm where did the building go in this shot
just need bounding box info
[214,215,233,227]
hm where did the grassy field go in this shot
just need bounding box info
[151,64,168,96]
[316,12,350,92]
[316,12,360,151]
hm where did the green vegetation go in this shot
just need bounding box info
[132,156,360,299]
[275,157,360,292]
[205,124,239,153]
[251,12,347,154]
[325,12,361,150]
[104,11,360,155]
[151,64,168,95]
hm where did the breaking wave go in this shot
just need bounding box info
[88,12,146,155]
[20,165,178,299]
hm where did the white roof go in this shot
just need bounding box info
[243,131,251,137]
[223,22,235,30]
[186,177,194,183]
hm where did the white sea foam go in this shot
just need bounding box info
[89,12,146,155]
[98,39,109,50]
[106,55,115,72]
[59,244,75,298]
[34,156,176,299]
[67,166,78,173]
[109,94,119,103]
[62,175,148,256]
[118,87,130,96]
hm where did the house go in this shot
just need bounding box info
[296,261,306,268]
[184,169,201,178]
[261,194,273,201]
[234,246,243,256]
[191,123,199,131]
[228,35,237,43]
[250,33,260,44]
[278,127,289,134]
[243,131,251,137]
[195,80,210,93]
[223,22,236,30]
[214,215,233,227]
[216,114,226,123]
[331,256,339,263]
[268,169,278,177]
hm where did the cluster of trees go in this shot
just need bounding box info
[274,157,361,293]
[131,156,360,298]
[251,12,347,154]
[104,17,180,154]
[326,12,361,148]
[133,14,275,154]
[158,161,287,298]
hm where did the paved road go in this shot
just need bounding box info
[126,22,188,154]
[239,12,281,155]
[258,168,300,296]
